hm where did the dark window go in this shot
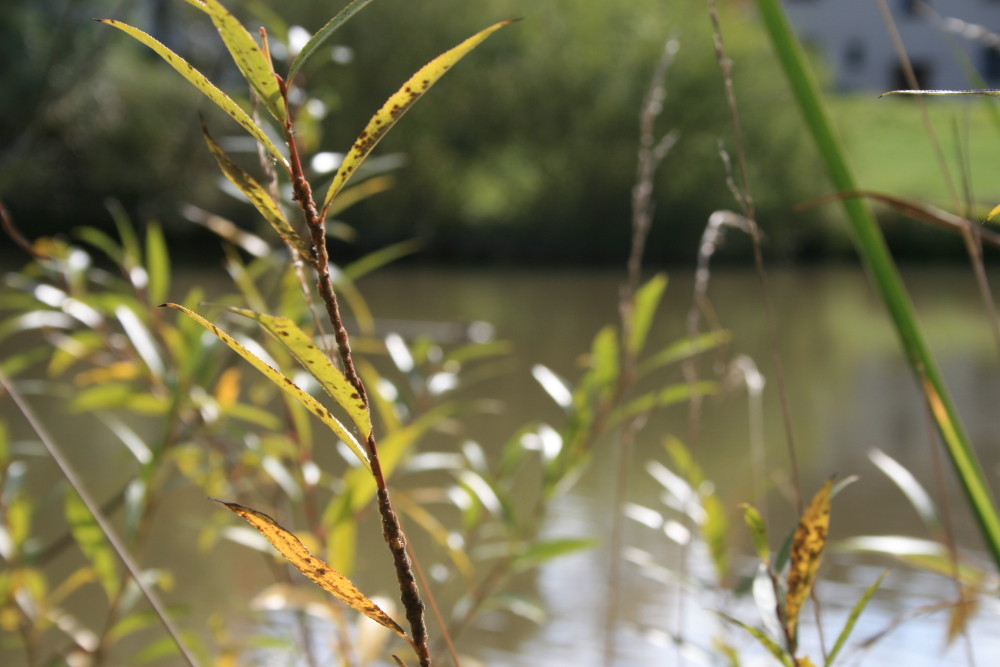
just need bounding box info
[891,60,932,90]
[983,47,1000,85]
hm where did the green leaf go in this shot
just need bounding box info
[99,19,289,170]
[628,273,668,356]
[637,330,732,378]
[756,0,1000,568]
[511,537,598,573]
[321,20,516,212]
[703,493,730,581]
[342,239,422,282]
[825,571,888,667]
[742,503,772,563]
[287,0,375,83]
[145,221,170,307]
[589,325,619,404]
[715,611,794,667]
[201,125,311,261]
[161,303,370,470]
[227,307,372,439]
[613,380,717,422]
[201,0,285,122]
[66,490,120,599]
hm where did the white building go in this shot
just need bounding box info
[782,0,1000,91]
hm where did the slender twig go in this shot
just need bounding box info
[604,37,678,667]
[0,368,199,667]
[277,78,431,666]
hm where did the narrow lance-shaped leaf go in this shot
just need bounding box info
[161,303,370,470]
[785,479,833,641]
[226,307,372,439]
[628,273,668,356]
[201,125,311,262]
[214,499,408,640]
[201,0,286,122]
[98,19,289,171]
[321,20,517,212]
[825,571,888,667]
[66,490,120,599]
[287,0,375,83]
[715,611,794,667]
[742,503,772,563]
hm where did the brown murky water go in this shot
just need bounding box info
[4,264,1000,665]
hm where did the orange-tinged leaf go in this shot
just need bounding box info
[321,20,516,212]
[785,479,833,640]
[201,126,310,261]
[161,303,370,470]
[214,499,408,640]
[947,588,978,645]
[227,307,372,439]
[98,19,288,171]
[201,0,285,122]
[214,367,242,408]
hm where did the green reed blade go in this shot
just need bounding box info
[754,0,1000,567]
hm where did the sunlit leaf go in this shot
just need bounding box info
[869,449,939,529]
[66,491,119,599]
[825,570,887,667]
[202,0,285,122]
[881,88,1000,98]
[98,19,288,170]
[987,203,1000,224]
[628,273,668,356]
[532,364,573,409]
[342,239,422,282]
[201,126,310,261]
[321,20,516,211]
[287,0,375,82]
[161,303,369,469]
[327,175,397,218]
[703,494,730,581]
[214,499,408,640]
[227,307,372,439]
[785,479,833,641]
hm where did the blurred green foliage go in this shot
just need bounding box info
[1,0,836,263]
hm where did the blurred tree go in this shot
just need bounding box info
[1,0,837,263]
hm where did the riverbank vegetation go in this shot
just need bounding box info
[2,1,1000,665]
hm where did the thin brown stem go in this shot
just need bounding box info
[281,87,431,664]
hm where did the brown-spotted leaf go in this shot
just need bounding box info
[201,126,311,262]
[98,19,288,171]
[785,479,833,640]
[321,20,516,212]
[161,303,370,469]
[201,0,285,122]
[215,500,409,640]
[226,307,372,439]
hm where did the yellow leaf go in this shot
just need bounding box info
[785,479,833,640]
[215,499,408,641]
[201,126,310,262]
[73,361,141,386]
[795,658,817,667]
[947,588,978,645]
[201,0,285,123]
[98,19,288,170]
[321,20,516,212]
[161,303,370,470]
[987,203,1000,223]
[227,307,372,440]
[214,367,242,408]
